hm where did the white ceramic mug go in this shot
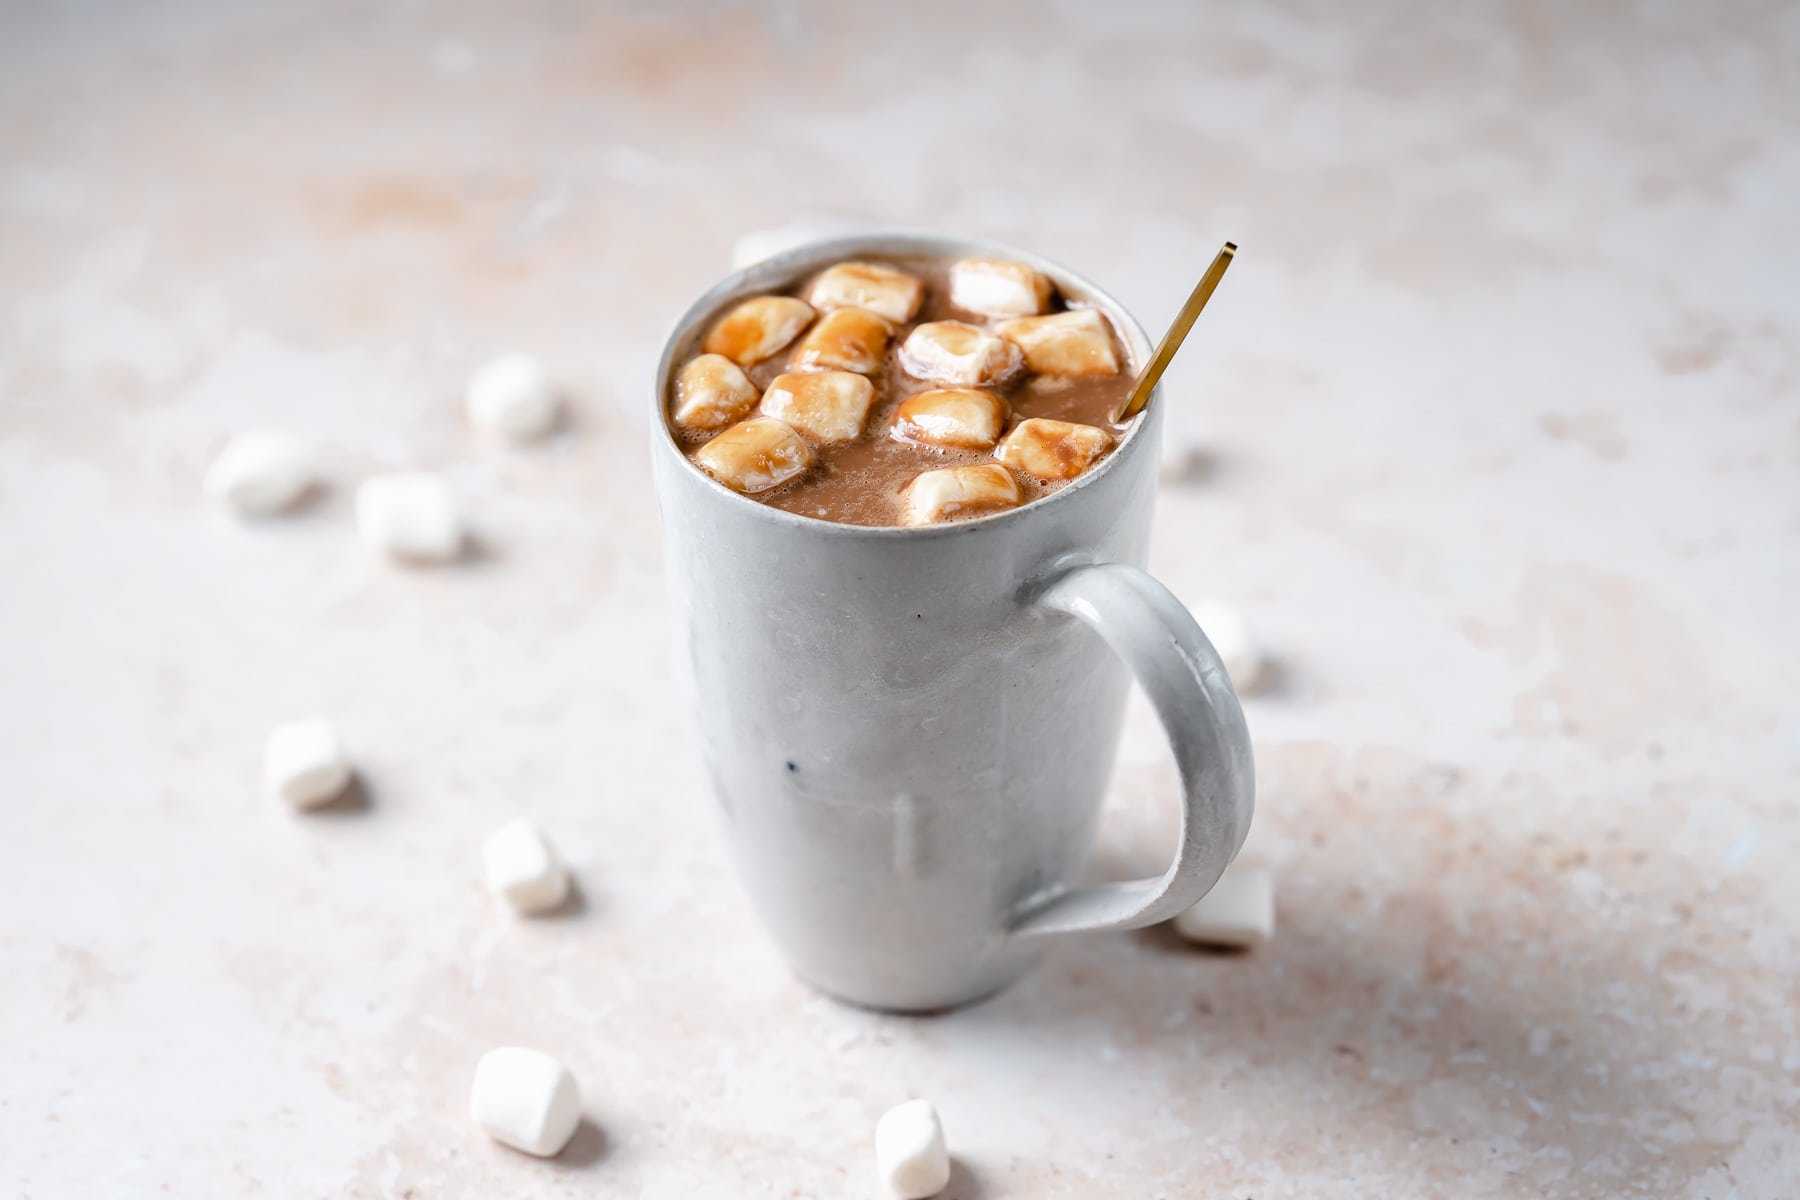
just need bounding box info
[652,232,1254,1011]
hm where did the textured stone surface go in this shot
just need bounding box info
[2,2,1796,1197]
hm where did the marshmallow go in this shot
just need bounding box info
[897,321,1022,387]
[875,1100,951,1200]
[692,416,813,493]
[469,1046,582,1158]
[805,260,925,324]
[355,472,463,563]
[787,307,894,375]
[949,257,1050,318]
[204,430,315,516]
[759,370,876,444]
[1172,864,1275,948]
[673,353,760,433]
[264,717,351,809]
[703,295,815,366]
[902,464,1021,526]
[481,819,570,914]
[1190,601,1268,695]
[891,388,1009,451]
[465,352,560,443]
[998,308,1121,377]
[994,417,1114,481]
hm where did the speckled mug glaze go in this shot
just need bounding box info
[652,232,1254,1011]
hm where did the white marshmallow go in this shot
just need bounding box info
[902,464,1021,526]
[897,321,1022,387]
[204,430,315,516]
[481,819,570,914]
[998,308,1121,377]
[1189,601,1268,695]
[673,353,760,433]
[264,716,351,810]
[787,307,894,375]
[703,296,815,366]
[891,388,1009,451]
[1172,863,1275,948]
[875,1099,951,1199]
[805,260,925,323]
[759,370,876,444]
[469,1046,582,1158]
[355,472,463,563]
[949,257,1050,317]
[692,416,813,494]
[466,352,560,443]
[993,417,1114,481]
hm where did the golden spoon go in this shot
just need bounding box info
[1115,241,1237,421]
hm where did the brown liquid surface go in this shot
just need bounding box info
[667,255,1139,527]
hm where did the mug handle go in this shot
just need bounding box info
[1009,560,1256,937]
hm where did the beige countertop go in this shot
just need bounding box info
[2,2,1796,1196]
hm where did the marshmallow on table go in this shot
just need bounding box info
[898,321,1023,387]
[759,370,876,444]
[787,307,894,375]
[805,260,925,323]
[891,388,1009,451]
[692,416,813,494]
[949,257,1050,317]
[875,1099,951,1200]
[356,472,463,563]
[902,464,1021,526]
[1172,863,1275,948]
[1189,601,1268,695]
[673,353,760,433]
[702,296,815,366]
[204,430,315,516]
[470,1046,582,1158]
[264,717,351,809]
[481,819,569,913]
[466,352,560,443]
[994,417,1114,481]
[998,309,1121,377]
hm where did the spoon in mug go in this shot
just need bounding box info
[1114,241,1237,422]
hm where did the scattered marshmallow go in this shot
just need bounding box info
[204,430,315,516]
[692,416,814,494]
[891,388,1009,451]
[875,1099,951,1200]
[998,309,1121,377]
[898,321,1022,387]
[1172,863,1275,948]
[902,463,1021,526]
[481,819,570,914]
[1189,601,1268,695]
[355,472,463,563]
[673,353,760,432]
[760,370,876,444]
[994,417,1114,481]
[264,716,352,810]
[949,257,1050,317]
[730,218,866,270]
[469,1046,582,1158]
[805,260,925,323]
[702,296,815,366]
[787,307,894,375]
[465,352,560,443]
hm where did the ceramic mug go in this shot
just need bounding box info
[652,232,1254,1011]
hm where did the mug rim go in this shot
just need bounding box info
[652,228,1159,538]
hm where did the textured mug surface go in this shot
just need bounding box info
[652,232,1254,1011]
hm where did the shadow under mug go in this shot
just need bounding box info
[652,231,1254,1011]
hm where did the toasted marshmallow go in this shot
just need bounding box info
[1172,864,1275,948]
[702,296,815,366]
[949,257,1050,317]
[787,307,893,375]
[692,416,813,493]
[469,1046,582,1158]
[759,370,876,443]
[891,388,1009,451]
[994,417,1114,481]
[902,464,1021,526]
[897,321,1022,387]
[875,1099,951,1200]
[998,308,1121,377]
[805,261,925,323]
[673,353,759,432]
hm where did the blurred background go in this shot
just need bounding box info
[2,2,1796,1197]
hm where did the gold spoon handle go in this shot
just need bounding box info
[1116,241,1237,421]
